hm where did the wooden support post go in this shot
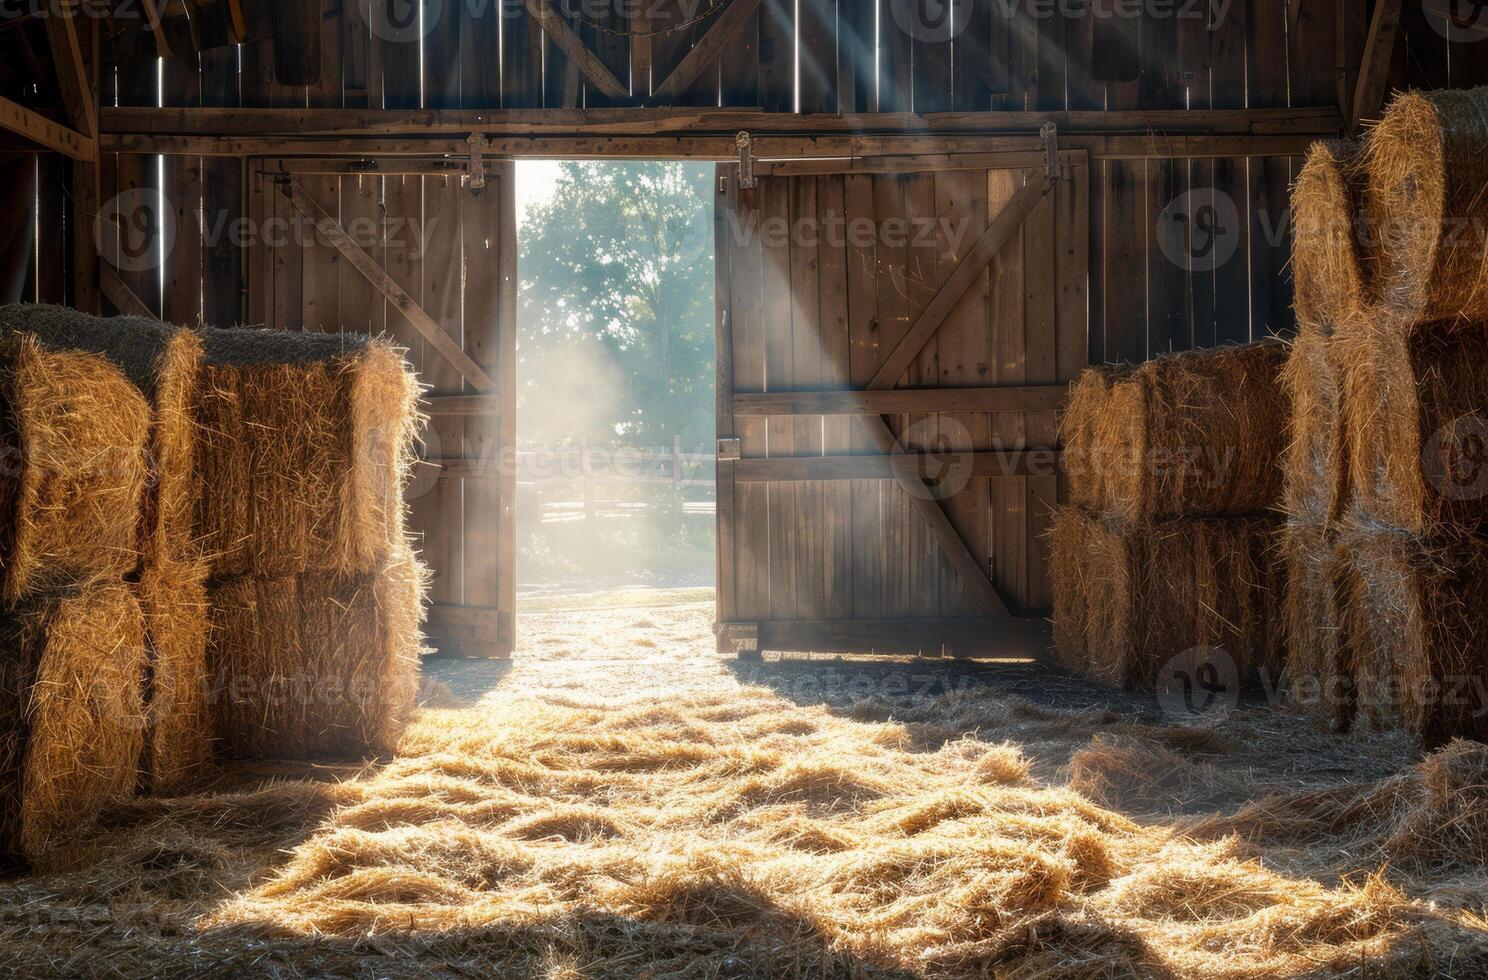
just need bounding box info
[1352,0,1403,130]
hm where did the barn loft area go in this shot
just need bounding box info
[6,1,1488,976]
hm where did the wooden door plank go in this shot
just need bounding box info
[868,176,1050,390]
[761,177,797,621]
[988,167,1026,612]
[731,181,770,621]
[817,174,855,620]
[844,172,884,620]
[789,176,826,619]
[716,165,740,627]
[932,168,991,618]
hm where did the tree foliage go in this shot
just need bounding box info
[517,162,715,450]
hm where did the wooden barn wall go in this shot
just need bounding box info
[79,1,1488,625]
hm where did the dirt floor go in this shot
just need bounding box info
[4,589,1488,977]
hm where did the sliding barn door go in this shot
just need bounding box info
[247,159,517,659]
[715,154,1089,658]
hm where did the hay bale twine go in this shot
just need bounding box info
[0,333,152,603]
[0,583,146,868]
[139,558,213,794]
[1364,87,1488,323]
[1292,140,1370,328]
[209,549,427,761]
[1340,317,1488,536]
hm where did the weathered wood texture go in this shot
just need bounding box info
[716,158,1088,632]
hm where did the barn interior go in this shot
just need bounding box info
[3,1,1488,977]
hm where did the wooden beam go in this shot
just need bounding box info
[139,0,173,57]
[278,179,498,393]
[649,0,764,105]
[0,94,95,161]
[520,0,630,101]
[760,150,1085,176]
[1352,0,1403,129]
[426,394,502,416]
[101,105,1343,137]
[224,0,248,42]
[100,263,159,319]
[733,449,1060,483]
[101,132,1332,161]
[869,177,1050,390]
[42,0,97,141]
[733,385,1067,417]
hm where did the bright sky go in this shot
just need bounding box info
[516,160,564,227]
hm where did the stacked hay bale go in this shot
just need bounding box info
[1283,87,1488,746]
[193,328,425,760]
[0,309,157,866]
[0,306,214,795]
[1051,342,1291,689]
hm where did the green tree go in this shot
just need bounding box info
[517,161,715,451]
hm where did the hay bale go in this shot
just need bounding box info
[1339,317,1488,536]
[139,558,213,794]
[193,364,251,578]
[1363,87,1488,323]
[0,583,146,867]
[1082,343,1289,523]
[1292,140,1370,329]
[1049,508,1091,670]
[1052,508,1285,690]
[192,328,420,579]
[1281,327,1349,528]
[0,333,152,603]
[1060,364,1135,512]
[209,549,427,761]
[1340,519,1488,749]
[0,304,204,567]
[1280,523,1355,729]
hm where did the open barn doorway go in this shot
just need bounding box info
[513,161,718,604]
